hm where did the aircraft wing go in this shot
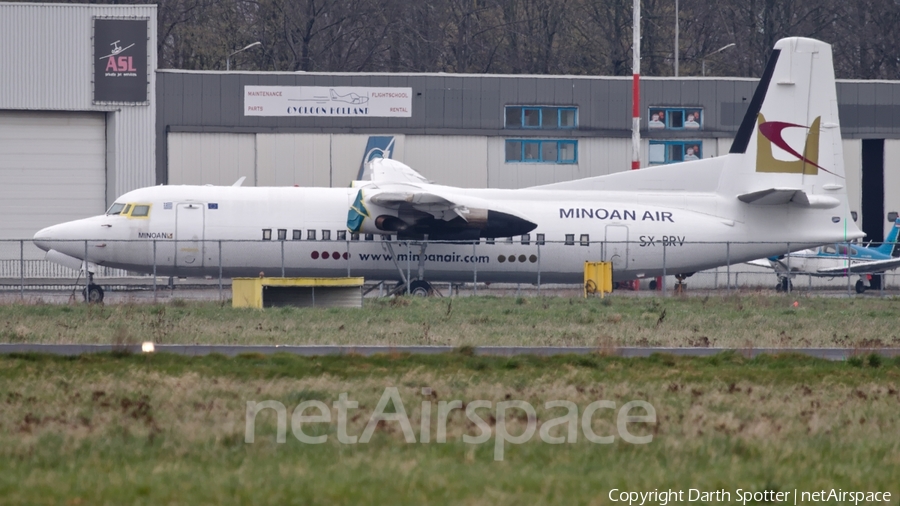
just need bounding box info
[368,185,465,219]
[816,257,900,274]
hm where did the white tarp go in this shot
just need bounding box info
[244,86,412,117]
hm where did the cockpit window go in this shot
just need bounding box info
[122,204,132,215]
[107,203,126,215]
[131,205,150,217]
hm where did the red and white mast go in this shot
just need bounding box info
[631,0,641,170]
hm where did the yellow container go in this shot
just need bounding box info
[583,262,612,298]
[232,277,365,308]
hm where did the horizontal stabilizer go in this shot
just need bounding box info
[370,158,431,184]
[746,258,775,269]
[737,188,839,208]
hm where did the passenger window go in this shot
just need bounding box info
[486,238,495,245]
[505,236,514,244]
[292,230,302,240]
[307,230,316,240]
[580,234,589,246]
[322,230,331,241]
[262,229,272,241]
[351,233,360,241]
[521,234,530,245]
[131,205,150,217]
[365,234,374,241]
[277,229,287,241]
[381,234,392,241]
[536,233,545,245]
[337,231,347,241]
[565,234,575,245]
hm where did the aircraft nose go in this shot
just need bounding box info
[33,221,86,252]
[32,224,58,252]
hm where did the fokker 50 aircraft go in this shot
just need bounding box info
[35,37,863,302]
[750,219,900,293]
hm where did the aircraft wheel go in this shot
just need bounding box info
[648,280,658,290]
[776,278,791,292]
[409,280,432,297]
[855,280,867,294]
[83,284,104,303]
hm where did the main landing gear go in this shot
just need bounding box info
[409,279,433,297]
[775,277,793,293]
[855,274,882,294]
[383,240,438,297]
[674,274,688,294]
[389,279,435,297]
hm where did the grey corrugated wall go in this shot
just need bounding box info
[0,2,157,203]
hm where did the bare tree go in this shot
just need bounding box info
[10,0,899,78]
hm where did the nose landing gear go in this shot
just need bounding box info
[78,271,104,303]
[83,283,104,303]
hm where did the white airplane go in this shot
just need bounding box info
[750,218,900,293]
[34,37,863,302]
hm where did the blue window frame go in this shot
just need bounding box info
[505,106,578,129]
[649,140,702,164]
[648,107,702,130]
[505,140,577,163]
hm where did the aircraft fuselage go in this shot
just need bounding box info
[33,184,849,284]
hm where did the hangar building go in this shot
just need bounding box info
[0,2,156,260]
[157,69,900,244]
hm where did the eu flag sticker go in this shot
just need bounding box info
[208,203,218,209]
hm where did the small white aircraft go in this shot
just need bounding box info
[750,219,900,293]
[35,37,863,302]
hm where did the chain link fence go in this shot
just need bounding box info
[3,238,899,300]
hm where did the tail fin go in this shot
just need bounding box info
[873,218,900,257]
[721,37,857,232]
[356,136,395,181]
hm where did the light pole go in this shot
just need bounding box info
[701,43,736,76]
[226,41,261,71]
[674,0,679,77]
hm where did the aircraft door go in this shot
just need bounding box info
[605,225,629,271]
[176,203,205,267]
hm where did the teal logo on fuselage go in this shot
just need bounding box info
[347,190,369,232]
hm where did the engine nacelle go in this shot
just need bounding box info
[346,188,536,240]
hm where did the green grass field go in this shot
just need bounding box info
[2,295,900,348]
[1,352,898,505]
[2,296,900,504]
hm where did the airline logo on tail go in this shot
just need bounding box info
[756,113,836,176]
